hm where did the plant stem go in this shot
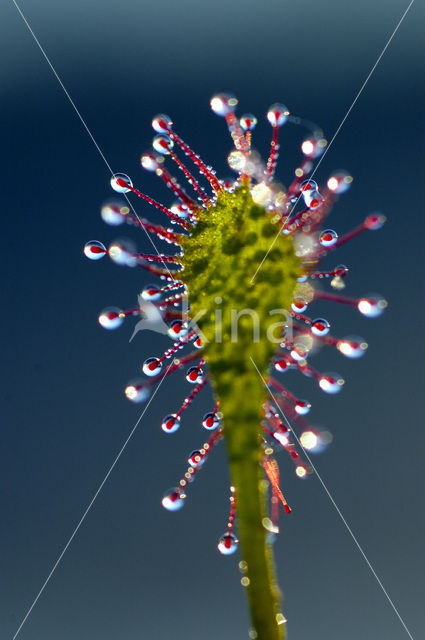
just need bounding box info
[213,370,286,640]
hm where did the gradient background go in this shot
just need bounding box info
[1,1,424,639]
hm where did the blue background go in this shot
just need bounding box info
[1,1,424,639]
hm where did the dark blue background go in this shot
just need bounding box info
[1,1,424,638]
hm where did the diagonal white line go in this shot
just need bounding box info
[11,0,177,280]
[250,0,415,283]
[250,356,415,640]
[12,361,174,640]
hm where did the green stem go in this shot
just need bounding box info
[213,369,285,640]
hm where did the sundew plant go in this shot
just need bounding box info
[84,94,386,640]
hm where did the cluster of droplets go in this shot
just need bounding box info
[85,93,387,558]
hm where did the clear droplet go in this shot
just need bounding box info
[168,320,188,340]
[327,170,353,194]
[300,430,319,451]
[301,136,325,158]
[267,103,290,127]
[170,202,190,222]
[218,532,238,555]
[142,357,163,377]
[311,318,330,336]
[295,400,311,415]
[274,359,290,372]
[357,295,387,318]
[98,307,124,330]
[152,134,173,155]
[108,239,137,267]
[101,201,129,226]
[295,465,308,478]
[364,213,386,230]
[140,151,163,172]
[319,229,338,247]
[319,373,345,394]
[110,172,132,193]
[193,336,203,349]
[141,284,162,301]
[210,93,238,116]
[202,412,220,431]
[299,179,318,194]
[331,276,345,290]
[186,367,204,384]
[84,240,107,260]
[162,488,185,511]
[337,336,368,358]
[291,298,308,313]
[124,379,151,403]
[303,189,323,210]
[161,414,181,434]
[240,114,257,131]
[152,113,173,134]
[290,342,310,361]
[188,450,204,467]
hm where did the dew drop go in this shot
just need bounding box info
[291,298,308,313]
[186,366,204,384]
[124,379,151,403]
[170,202,190,222]
[295,465,308,478]
[274,359,290,372]
[334,264,349,277]
[364,213,386,230]
[142,357,163,377]
[299,179,318,194]
[300,430,319,451]
[301,137,325,158]
[357,295,387,318]
[188,450,204,467]
[141,284,162,301]
[140,151,163,172]
[161,414,181,434]
[273,432,290,447]
[319,229,338,247]
[168,320,188,340]
[311,318,330,336]
[110,173,132,193]
[152,134,173,155]
[84,240,107,261]
[218,532,238,555]
[101,201,128,226]
[240,114,257,131]
[337,336,368,358]
[303,188,323,210]
[162,488,185,511]
[152,113,173,133]
[290,342,310,361]
[331,276,345,290]
[210,93,238,116]
[98,307,124,330]
[193,336,203,349]
[267,103,290,127]
[327,171,353,194]
[319,373,345,394]
[295,400,311,415]
[108,239,137,267]
[202,412,220,431]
